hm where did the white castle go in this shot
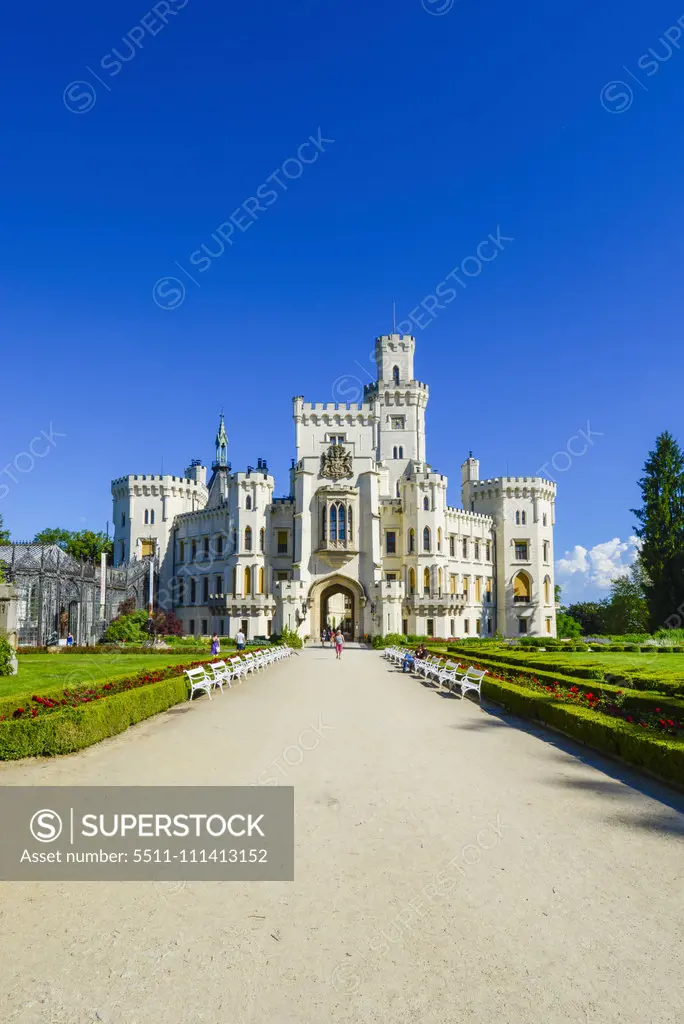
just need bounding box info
[111,334,557,640]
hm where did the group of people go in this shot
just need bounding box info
[320,625,346,659]
[401,643,428,673]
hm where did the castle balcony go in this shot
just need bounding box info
[207,593,276,615]
[315,538,358,570]
[403,594,465,614]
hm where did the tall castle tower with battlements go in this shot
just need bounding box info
[111,335,557,640]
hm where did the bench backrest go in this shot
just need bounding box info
[185,667,208,682]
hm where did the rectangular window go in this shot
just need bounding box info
[386,572,397,581]
[450,618,455,635]
[427,618,434,636]
[276,571,289,581]
[178,578,184,604]
[486,578,492,602]
[277,531,288,554]
[328,434,345,445]
[543,513,548,527]
[474,540,480,560]
[486,541,491,561]
[141,539,155,558]
[215,574,222,595]
[391,416,405,430]
[543,541,549,562]
[402,619,408,635]
[475,578,481,602]
[203,537,209,558]
[450,574,456,594]
[476,618,481,634]
[217,535,223,555]
[450,536,455,557]
[219,618,225,634]
[518,618,528,634]
[191,540,197,561]
[386,531,396,554]
[487,618,493,634]
[462,538,468,558]
[515,542,529,560]
[203,577,209,602]
[464,618,470,634]
[241,619,248,637]
[121,512,126,527]
[546,617,552,634]
[189,619,195,635]
[515,510,520,525]
[267,620,272,637]
[179,540,185,562]
[120,541,125,562]
[190,578,196,603]
[201,619,208,635]
[462,576,469,598]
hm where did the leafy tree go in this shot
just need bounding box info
[145,609,183,637]
[556,611,582,639]
[33,528,113,564]
[632,431,684,630]
[604,562,649,635]
[103,610,149,644]
[116,596,138,618]
[565,600,610,635]
[0,513,10,545]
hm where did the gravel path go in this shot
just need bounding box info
[0,646,682,1024]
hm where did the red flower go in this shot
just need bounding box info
[626,715,633,723]
[655,708,661,712]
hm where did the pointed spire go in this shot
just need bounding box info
[215,413,228,468]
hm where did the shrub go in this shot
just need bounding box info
[103,610,150,644]
[372,633,405,649]
[0,634,13,676]
[280,626,303,650]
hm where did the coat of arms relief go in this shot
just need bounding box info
[320,445,353,481]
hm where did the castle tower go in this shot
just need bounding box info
[215,413,228,468]
[372,333,429,495]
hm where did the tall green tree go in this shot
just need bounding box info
[33,527,72,548]
[565,600,610,635]
[0,513,10,545]
[604,562,650,634]
[632,431,684,629]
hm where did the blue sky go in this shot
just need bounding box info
[1,0,683,602]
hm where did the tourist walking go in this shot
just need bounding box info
[211,633,220,656]
[236,629,246,652]
[334,629,345,660]
[66,632,74,647]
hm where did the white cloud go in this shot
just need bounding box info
[555,535,640,603]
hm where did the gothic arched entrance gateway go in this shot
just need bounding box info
[307,575,367,642]
[321,583,355,640]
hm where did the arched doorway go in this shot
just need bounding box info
[307,574,367,642]
[321,583,355,640]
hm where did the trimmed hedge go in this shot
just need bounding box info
[0,673,191,759]
[444,645,684,698]
[481,676,684,790]
[17,645,213,656]
[432,647,684,719]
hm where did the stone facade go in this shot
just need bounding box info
[111,333,557,640]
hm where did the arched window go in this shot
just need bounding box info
[515,511,520,525]
[408,528,415,553]
[258,567,264,594]
[347,505,352,537]
[338,504,346,541]
[246,495,252,510]
[398,446,403,459]
[259,527,265,552]
[396,481,400,497]
[513,572,531,604]
[392,365,400,385]
[437,528,442,552]
[393,446,398,459]
[144,509,149,525]
[423,496,430,511]
[544,575,551,604]
[330,504,337,541]
[231,527,237,552]
[423,567,430,594]
[438,568,443,593]
[150,509,155,525]
[322,507,327,540]
[409,567,416,594]
[231,567,237,595]
[423,526,431,552]
[245,526,252,551]
[244,566,252,595]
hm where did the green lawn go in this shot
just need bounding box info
[496,650,684,680]
[1,652,213,701]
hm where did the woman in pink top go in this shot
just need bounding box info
[334,629,345,659]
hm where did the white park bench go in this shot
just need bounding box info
[435,661,461,689]
[229,656,247,681]
[206,661,231,691]
[451,666,487,699]
[185,666,213,700]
